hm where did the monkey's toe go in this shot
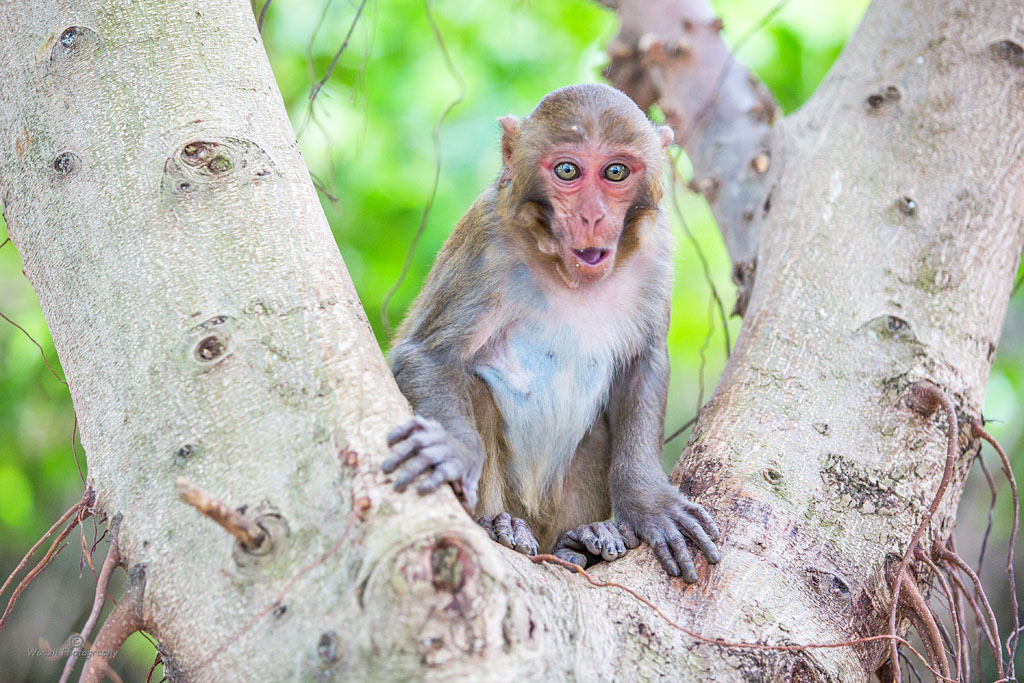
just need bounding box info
[554,547,588,567]
[555,520,633,567]
[475,512,538,556]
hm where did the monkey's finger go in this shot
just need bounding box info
[386,418,426,447]
[616,521,641,549]
[554,547,588,567]
[680,500,721,541]
[511,518,539,556]
[492,512,515,549]
[385,429,447,466]
[648,530,681,578]
[381,450,409,473]
[382,437,429,473]
[666,531,697,583]
[594,522,622,560]
[417,460,462,494]
[602,521,629,558]
[671,510,721,564]
[391,446,447,490]
[457,473,479,513]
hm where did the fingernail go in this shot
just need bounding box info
[685,569,697,582]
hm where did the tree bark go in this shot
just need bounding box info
[0,1,1021,682]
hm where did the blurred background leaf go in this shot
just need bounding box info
[1,0,1020,679]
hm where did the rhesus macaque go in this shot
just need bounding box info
[383,84,720,581]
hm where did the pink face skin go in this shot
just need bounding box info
[539,144,646,286]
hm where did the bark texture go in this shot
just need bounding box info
[0,0,1021,681]
[0,1,409,678]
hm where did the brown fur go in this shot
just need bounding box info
[389,85,694,559]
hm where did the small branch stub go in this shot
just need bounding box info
[176,477,267,552]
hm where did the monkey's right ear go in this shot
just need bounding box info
[655,125,674,149]
[498,115,521,182]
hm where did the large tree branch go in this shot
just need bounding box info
[603,0,778,315]
[0,0,1020,681]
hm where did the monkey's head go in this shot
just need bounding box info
[497,83,673,289]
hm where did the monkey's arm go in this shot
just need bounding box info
[383,207,498,511]
[608,341,721,582]
[385,335,487,511]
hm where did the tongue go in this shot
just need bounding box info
[574,248,606,266]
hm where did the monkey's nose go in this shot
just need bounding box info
[579,212,606,234]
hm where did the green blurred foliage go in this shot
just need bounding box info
[1,0,1021,679]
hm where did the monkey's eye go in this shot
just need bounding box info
[553,162,580,181]
[603,163,630,182]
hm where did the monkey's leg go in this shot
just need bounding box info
[476,512,539,556]
[553,520,640,567]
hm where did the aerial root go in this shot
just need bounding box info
[917,548,966,681]
[80,563,147,683]
[59,515,123,683]
[971,419,1019,678]
[897,570,950,681]
[937,546,1004,680]
[0,485,95,633]
[885,380,959,682]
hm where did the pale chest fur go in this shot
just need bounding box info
[468,256,660,512]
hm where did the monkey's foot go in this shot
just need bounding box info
[383,415,481,511]
[553,520,640,567]
[476,512,539,556]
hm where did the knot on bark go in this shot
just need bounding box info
[52,152,81,178]
[51,26,101,63]
[864,85,901,113]
[187,314,235,370]
[162,136,275,197]
[990,40,1024,69]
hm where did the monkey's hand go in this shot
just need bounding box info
[476,512,539,556]
[617,487,721,582]
[553,520,640,567]
[383,415,482,512]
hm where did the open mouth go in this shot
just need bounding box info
[573,247,610,267]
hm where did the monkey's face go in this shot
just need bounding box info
[498,84,673,291]
[538,144,647,286]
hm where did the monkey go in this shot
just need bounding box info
[383,84,720,581]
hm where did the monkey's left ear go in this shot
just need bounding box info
[498,115,521,178]
[656,125,674,149]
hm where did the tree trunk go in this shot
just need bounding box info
[0,0,1020,682]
